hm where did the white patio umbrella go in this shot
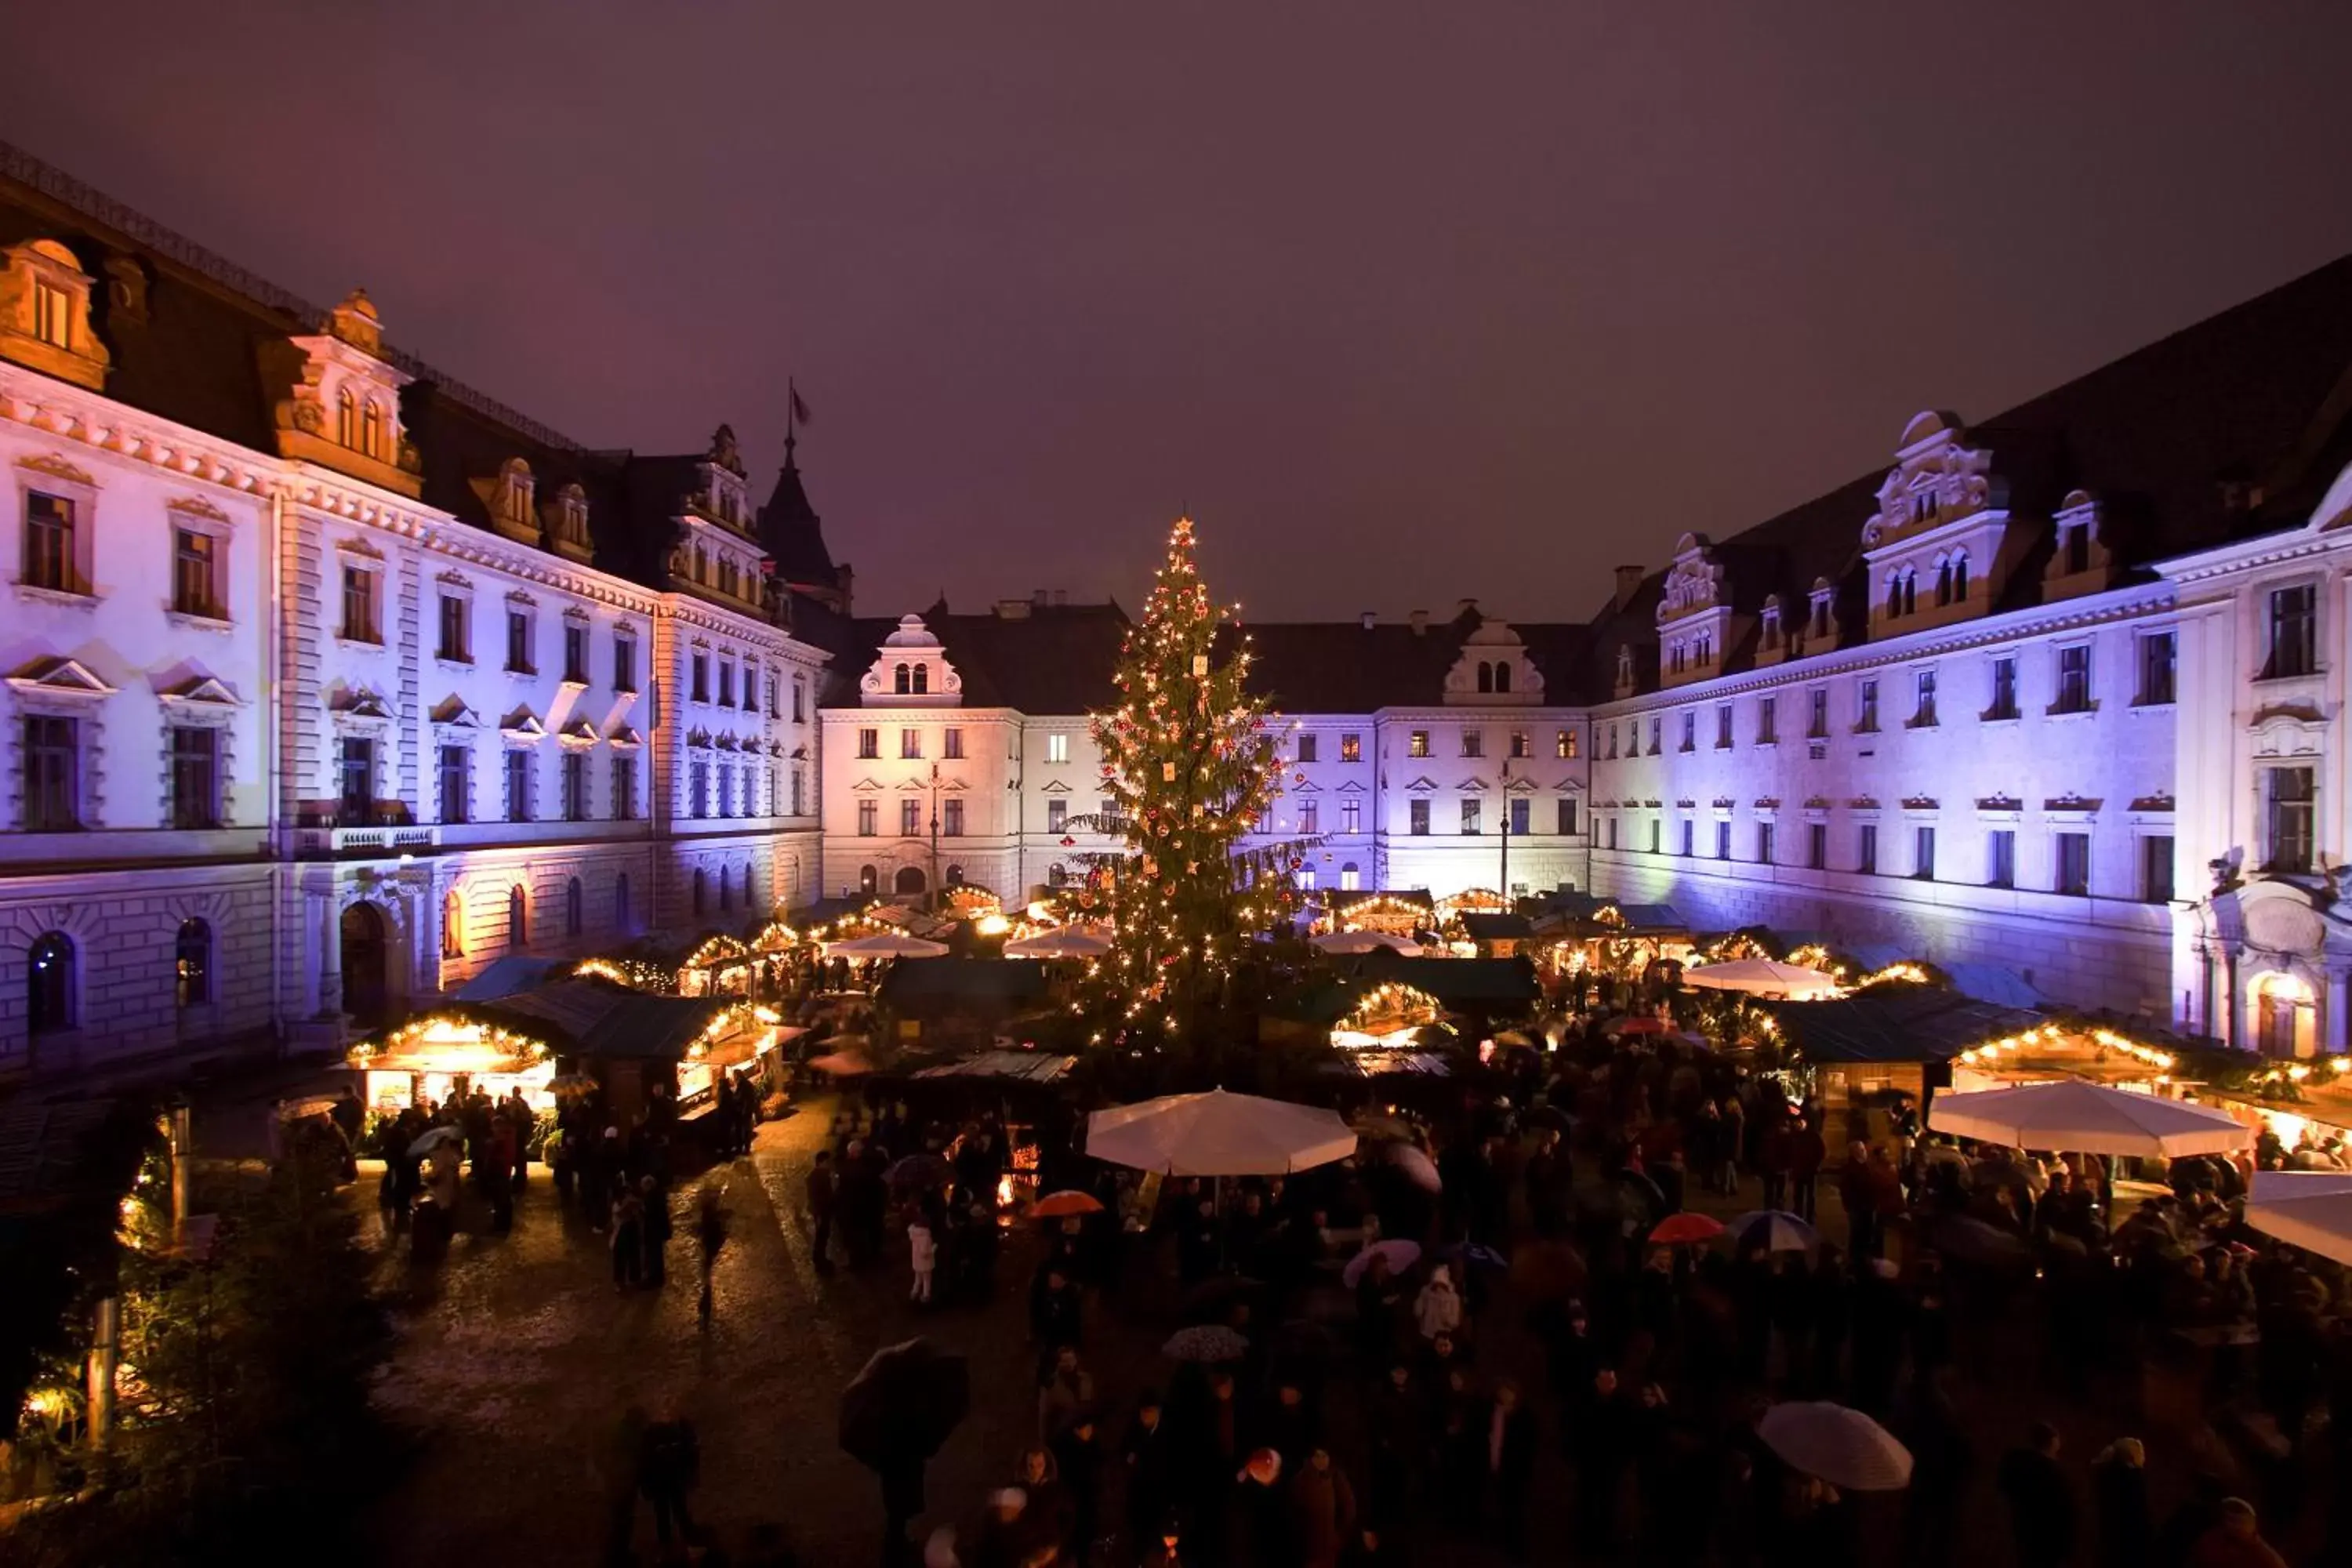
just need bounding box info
[1087,1089,1359,1177]
[1758,1402,1912,1491]
[1004,928,1113,959]
[1681,957,1842,1000]
[1312,931,1424,957]
[822,932,950,960]
[1926,1079,2252,1157]
[2245,1170,2352,1265]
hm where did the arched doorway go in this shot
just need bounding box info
[341,902,391,1025]
[858,864,879,896]
[2256,970,2317,1058]
[894,866,928,896]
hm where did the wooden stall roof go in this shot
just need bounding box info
[1352,950,1541,1006]
[879,959,1051,1007]
[909,1050,1078,1084]
[1759,985,2046,1065]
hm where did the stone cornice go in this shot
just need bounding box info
[0,364,275,498]
[2154,525,2333,586]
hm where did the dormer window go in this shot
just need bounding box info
[32,281,69,347]
[2063,524,2090,575]
[2,240,111,390]
[336,387,357,448]
[1912,491,1936,526]
[551,483,590,550]
[497,459,534,528]
[362,400,386,460]
[1760,600,1782,651]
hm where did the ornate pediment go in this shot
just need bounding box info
[2250,705,2327,759]
[262,288,422,499]
[430,696,483,728]
[608,726,643,750]
[559,718,600,746]
[1403,776,1439,793]
[500,709,547,742]
[157,674,241,708]
[7,655,115,699]
[1862,411,2003,548]
[1443,618,1544,706]
[329,686,393,721]
[1655,533,1728,624]
[862,615,964,706]
[0,238,111,390]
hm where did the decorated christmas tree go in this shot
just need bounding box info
[1083,517,1299,1054]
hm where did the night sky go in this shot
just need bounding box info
[7,5,2352,623]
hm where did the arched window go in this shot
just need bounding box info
[858,864,879,895]
[719,865,734,913]
[1950,552,1969,601]
[565,877,583,938]
[336,387,357,448]
[27,931,73,1035]
[894,662,911,693]
[614,873,633,935]
[1296,866,1316,891]
[910,663,927,694]
[507,886,528,951]
[361,400,384,460]
[1047,862,1069,888]
[1886,575,1904,618]
[894,866,927,896]
[175,919,211,1010]
[1494,662,1511,694]
[441,891,464,957]
[1340,862,1361,891]
[1934,557,1952,607]
[946,864,965,887]
[742,865,758,912]
[691,867,708,916]
[1476,662,1494,694]
[1900,570,1918,616]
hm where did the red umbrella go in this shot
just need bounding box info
[1649,1212,1726,1246]
[1610,1016,1670,1036]
[1031,1189,1105,1218]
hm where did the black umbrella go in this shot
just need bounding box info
[839,1338,970,1468]
[885,1153,953,1193]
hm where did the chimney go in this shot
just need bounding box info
[1613,564,1646,611]
[1359,611,1376,630]
[1408,609,1429,635]
[1454,597,1478,621]
[1032,588,1048,606]
[1052,589,1068,607]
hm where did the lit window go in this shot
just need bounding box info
[172,528,221,619]
[1046,733,1070,764]
[857,728,879,759]
[1408,731,1430,759]
[1341,734,1362,762]
[901,728,923,760]
[1554,729,1574,760]
[857,800,877,837]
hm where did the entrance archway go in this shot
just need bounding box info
[2255,970,2317,1059]
[341,902,391,1025]
[894,866,928,896]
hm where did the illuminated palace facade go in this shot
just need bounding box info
[0,146,826,1080]
[7,129,2352,1084]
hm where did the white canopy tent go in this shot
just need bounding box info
[1311,931,1424,957]
[821,932,951,960]
[1681,957,1842,1001]
[1086,1089,1359,1176]
[2245,1170,2352,1265]
[1004,929,1113,959]
[1926,1079,2252,1157]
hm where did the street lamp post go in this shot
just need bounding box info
[927,761,941,908]
[1499,757,1511,903]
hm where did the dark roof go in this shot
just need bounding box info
[1460,913,1534,941]
[1583,252,2352,702]
[0,1099,136,1213]
[758,449,844,590]
[1528,892,1688,932]
[832,602,1134,712]
[1352,951,1541,1006]
[879,958,1051,1006]
[1758,985,2044,1065]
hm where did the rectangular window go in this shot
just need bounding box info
[857,800,877,837]
[1509,797,1530,835]
[1856,680,1879,732]
[506,609,534,673]
[1461,798,1482,835]
[2265,766,2316,873]
[764,673,778,716]
[172,528,220,619]
[612,757,637,820]
[857,728,879,760]
[339,736,375,822]
[1606,817,1618,850]
[1913,825,1936,880]
[504,750,533,822]
[1342,799,1363,833]
[791,678,805,721]
[1642,719,1658,756]
[1296,734,1319,764]
[2141,834,2176,903]
[24,714,78,832]
[613,633,637,692]
[438,744,470,823]
[1715,706,1733,749]
[1806,822,1828,870]
[901,728,923,760]
[562,751,589,821]
[1648,818,1661,855]
[1409,731,1430,759]
[1757,698,1777,745]
[1297,800,1320,834]
[690,761,710,818]
[690,653,709,702]
[1857,822,1878,875]
[24,492,77,593]
[1556,799,1578,836]
[1510,731,1531,760]
[1807,688,1828,738]
[1987,829,2016,888]
[33,281,71,348]
[169,726,219,829]
[1461,729,1483,758]
[1680,712,1696,752]
[2055,831,2092,895]
[1682,819,1695,857]
[340,564,379,642]
[1715,821,1732,858]
[564,624,590,684]
[943,798,965,837]
[437,595,469,662]
[2137,632,2176,705]
[1986,656,2017,720]
[1911,669,1937,726]
[718,659,735,708]
[943,728,964,760]
[1606,726,1617,760]
[1341,733,1363,762]
[789,768,804,816]
[1046,797,1068,833]
[1046,733,1070,764]
[1409,799,1430,836]
[1757,822,1775,865]
[900,798,922,837]
[2266,584,2318,679]
[2053,644,2092,713]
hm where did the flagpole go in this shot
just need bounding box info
[786,376,798,464]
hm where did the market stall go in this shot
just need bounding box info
[677,934,756,997]
[347,1008,561,1115]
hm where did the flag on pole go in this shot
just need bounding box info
[789,385,812,427]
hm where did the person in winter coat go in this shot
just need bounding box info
[1289,1447,1357,1568]
[1051,1414,1105,1560]
[1414,1269,1465,1342]
[2092,1438,2153,1568]
[1236,1449,1288,1566]
[909,1217,938,1304]
[1120,1392,1178,1552]
[1997,1422,2078,1568]
[1486,1380,1540,1559]
[2189,1498,2288,1568]
[640,1176,673,1287]
[637,1404,702,1555]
